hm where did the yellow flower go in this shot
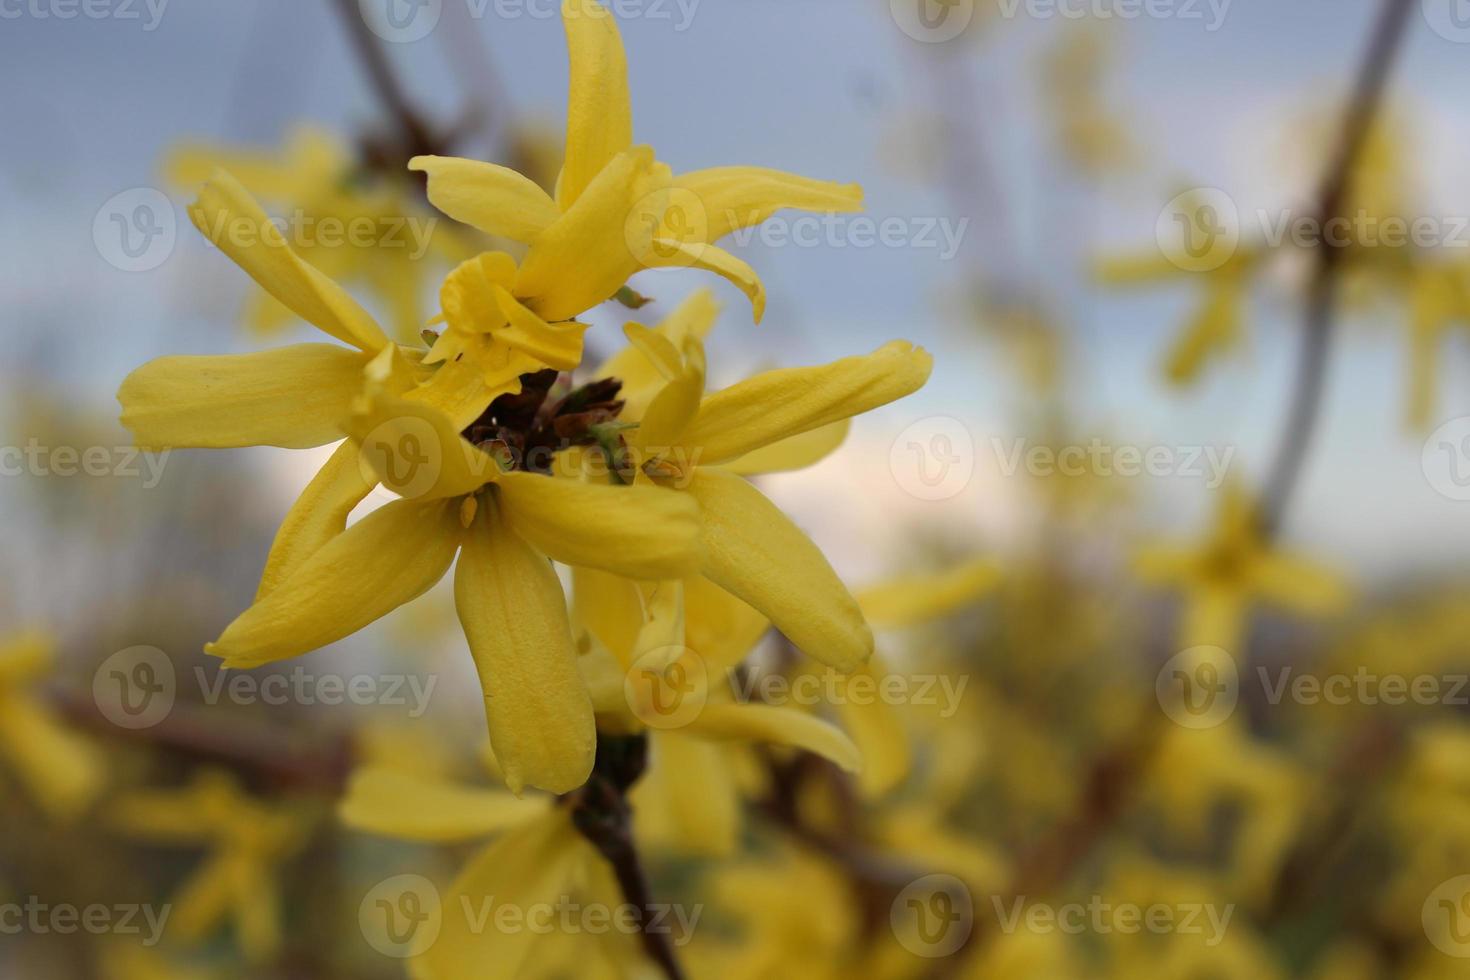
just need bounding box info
[409,0,863,327]
[698,848,857,980]
[829,556,1004,799]
[575,573,862,856]
[1095,247,1258,387]
[166,125,467,343]
[578,307,932,674]
[419,248,592,393]
[117,171,532,603]
[108,770,310,963]
[1040,23,1135,178]
[1135,484,1348,653]
[340,762,637,979]
[857,557,1003,628]
[207,384,700,795]
[1403,259,1470,430]
[0,631,103,819]
[118,171,541,458]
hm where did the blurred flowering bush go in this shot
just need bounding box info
[7,1,1470,978]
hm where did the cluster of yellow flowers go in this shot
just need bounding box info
[103,1,936,973]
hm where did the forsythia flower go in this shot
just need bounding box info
[1095,246,1258,387]
[341,760,643,978]
[108,770,311,963]
[1040,23,1135,178]
[586,312,933,673]
[1399,259,1470,430]
[166,125,465,342]
[0,631,103,819]
[207,382,701,795]
[576,573,862,857]
[409,0,863,331]
[1134,483,1347,654]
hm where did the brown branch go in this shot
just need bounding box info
[49,687,354,792]
[1258,0,1416,538]
[329,0,445,163]
[567,735,686,980]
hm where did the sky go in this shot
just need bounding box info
[3,0,1470,598]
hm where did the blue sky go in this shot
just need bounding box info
[4,0,1470,587]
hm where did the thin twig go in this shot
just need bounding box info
[1258,0,1416,538]
[568,735,686,980]
[329,0,441,162]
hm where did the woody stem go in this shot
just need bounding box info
[329,0,441,160]
[567,734,686,980]
[1258,0,1414,539]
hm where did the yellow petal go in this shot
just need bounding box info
[256,440,377,599]
[0,631,53,685]
[165,144,303,202]
[229,858,282,963]
[516,147,662,322]
[491,284,588,371]
[118,345,368,451]
[689,467,872,671]
[437,252,518,336]
[721,418,850,476]
[108,784,231,844]
[572,566,646,664]
[412,811,590,980]
[0,695,104,819]
[857,557,1002,628]
[1163,277,1242,386]
[345,391,502,501]
[166,855,236,944]
[1094,252,1187,284]
[643,239,767,323]
[207,499,462,668]
[408,356,509,432]
[595,289,720,420]
[558,0,633,210]
[685,702,861,773]
[632,733,740,856]
[496,471,701,581]
[456,500,595,795]
[189,170,387,351]
[1180,585,1247,653]
[684,574,767,674]
[831,659,911,798]
[1133,543,1192,583]
[409,157,560,243]
[1252,553,1349,616]
[674,166,863,241]
[632,337,705,452]
[340,766,549,842]
[681,341,933,465]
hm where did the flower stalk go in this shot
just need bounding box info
[565,733,687,980]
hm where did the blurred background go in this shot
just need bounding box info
[6,0,1470,976]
